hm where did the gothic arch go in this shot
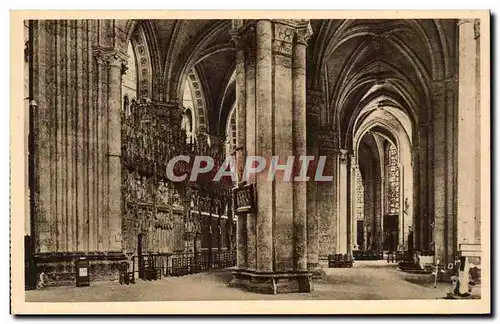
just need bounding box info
[123,20,160,100]
[183,69,209,134]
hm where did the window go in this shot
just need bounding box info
[356,168,364,220]
[182,81,195,143]
[226,106,237,154]
[122,42,138,115]
[386,143,400,215]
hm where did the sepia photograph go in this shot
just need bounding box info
[9,10,490,314]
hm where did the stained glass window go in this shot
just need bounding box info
[386,143,400,215]
[356,168,364,220]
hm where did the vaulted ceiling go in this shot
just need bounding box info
[125,19,457,140]
[307,19,457,148]
[126,19,235,134]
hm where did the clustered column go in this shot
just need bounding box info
[316,129,338,265]
[306,91,324,276]
[31,20,126,256]
[350,163,360,250]
[336,149,351,254]
[229,19,313,294]
[255,20,273,274]
[292,25,310,273]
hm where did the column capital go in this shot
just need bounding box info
[318,128,339,151]
[93,46,127,64]
[273,22,295,57]
[231,19,313,58]
[307,90,324,116]
[93,46,128,73]
[295,22,313,45]
[230,27,256,51]
[337,149,353,164]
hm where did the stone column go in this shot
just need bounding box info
[398,163,405,249]
[351,163,360,250]
[106,52,127,252]
[373,170,383,252]
[292,26,310,273]
[306,91,324,277]
[316,130,338,265]
[243,24,258,274]
[432,75,459,265]
[416,123,432,252]
[457,19,481,248]
[254,19,274,274]
[30,21,127,284]
[230,32,248,271]
[411,146,420,251]
[337,149,350,254]
[229,19,313,294]
[431,80,447,263]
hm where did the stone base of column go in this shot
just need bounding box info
[307,262,326,279]
[229,269,313,294]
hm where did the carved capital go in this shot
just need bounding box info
[295,22,313,45]
[273,22,295,57]
[338,149,352,164]
[230,21,256,53]
[307,90,324,116]
[93,46,128,71]
[318,127,339,151]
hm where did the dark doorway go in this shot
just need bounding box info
[383,214,398,252]
[357,220,364,249]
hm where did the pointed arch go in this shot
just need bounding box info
[183,69,209,134]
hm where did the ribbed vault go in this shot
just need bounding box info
[307,19,451,150]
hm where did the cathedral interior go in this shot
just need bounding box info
[23,18,482,296]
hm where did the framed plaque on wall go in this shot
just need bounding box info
[232,183,256,214]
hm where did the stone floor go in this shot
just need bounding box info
[25,261,460,302]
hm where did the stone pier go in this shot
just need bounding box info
[229,19,313,294]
